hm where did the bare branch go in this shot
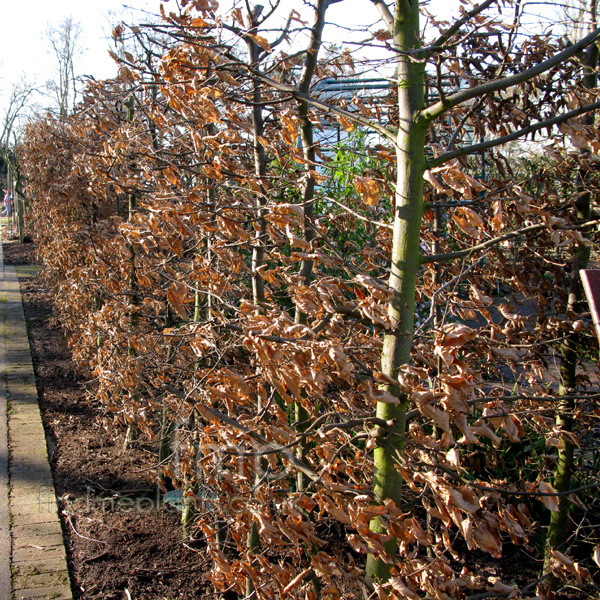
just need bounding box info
[219,50,397,142]
[421,222,546,263]
[323,195,393,230]
[421,219,600,264]
[429,100,600,168]
[427,0,498,55]
[371,0,395,35]
[421,26,600,124]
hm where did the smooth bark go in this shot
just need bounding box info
[366,0,427,582]
[245,9,268,596]
[544,7,597,573]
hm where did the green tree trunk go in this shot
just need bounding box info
[14,165,24,244]
[181,412,199,534]
[124,93,140,450]
[543,185,592,580]
[543,4,597,580]
[366,0,427,583]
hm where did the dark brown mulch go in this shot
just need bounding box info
[3,241,212,600]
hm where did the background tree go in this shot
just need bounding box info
[0,83,34,149]
[46,16,83,118]
[1,82,34,242]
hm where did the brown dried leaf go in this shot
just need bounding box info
[501,414,523,443]
[452,207,485,239]
[454,414,480,444]
[489,578,519,597]
[365,381,400,405]
[247,33,272,51]
[414,397,450,432]
[558,120,590,150]
[498,303,521,321]
[283,568,312,594]
[593,545,600,568]
[336,114,355,132]
[279,108,299,145]
[354,176,381,206]
[354,274,391,300]
[549,549,590,583]
[163,166,180,185]
[286,224,311,250]
[492,346,522,362]
[471,520,502,558]
[423,169,446,192]
[373,29,393,41]
[538,481,560,512]
[470,423,502,448]
[389,577,420,599]
[491,199,505,231]
[439,323,478,347]
[501,505,529,545]
[167,280,192,319]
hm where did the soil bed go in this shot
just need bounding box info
[4,241,211,600]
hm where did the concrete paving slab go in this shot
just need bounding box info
[10,512,61,527]
[9,496,58,515]
[9,452,50,464]
[10,426,47,438]
[9,475,55,488]
[0,241,72,599]
[0,242,11,600]
[10,463,53,475]
[9,407,42,417]
[12,534,66,550]
[9,489,56,505]
[12,522,64,538]
[12,571,71,592]
[12,560,70,577]
[14,584,72,600]
[11,543,67,564]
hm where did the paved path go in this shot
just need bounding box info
[0,240,72,600]
[0,243,10,600]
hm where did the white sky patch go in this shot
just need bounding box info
[0,0,155,116]
[0,0,563,125]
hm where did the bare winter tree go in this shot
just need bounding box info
[46,16,84,118]
[0,83,34,148]
[1,82,35,242]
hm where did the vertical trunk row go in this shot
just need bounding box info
[124,93,140,450]
[248,10,268,312]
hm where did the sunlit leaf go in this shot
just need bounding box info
[353,176,381,206]
[452,206,485,238]
[248,33,272,51]
[167,280,192,319]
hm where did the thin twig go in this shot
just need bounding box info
[64,513,107,545]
